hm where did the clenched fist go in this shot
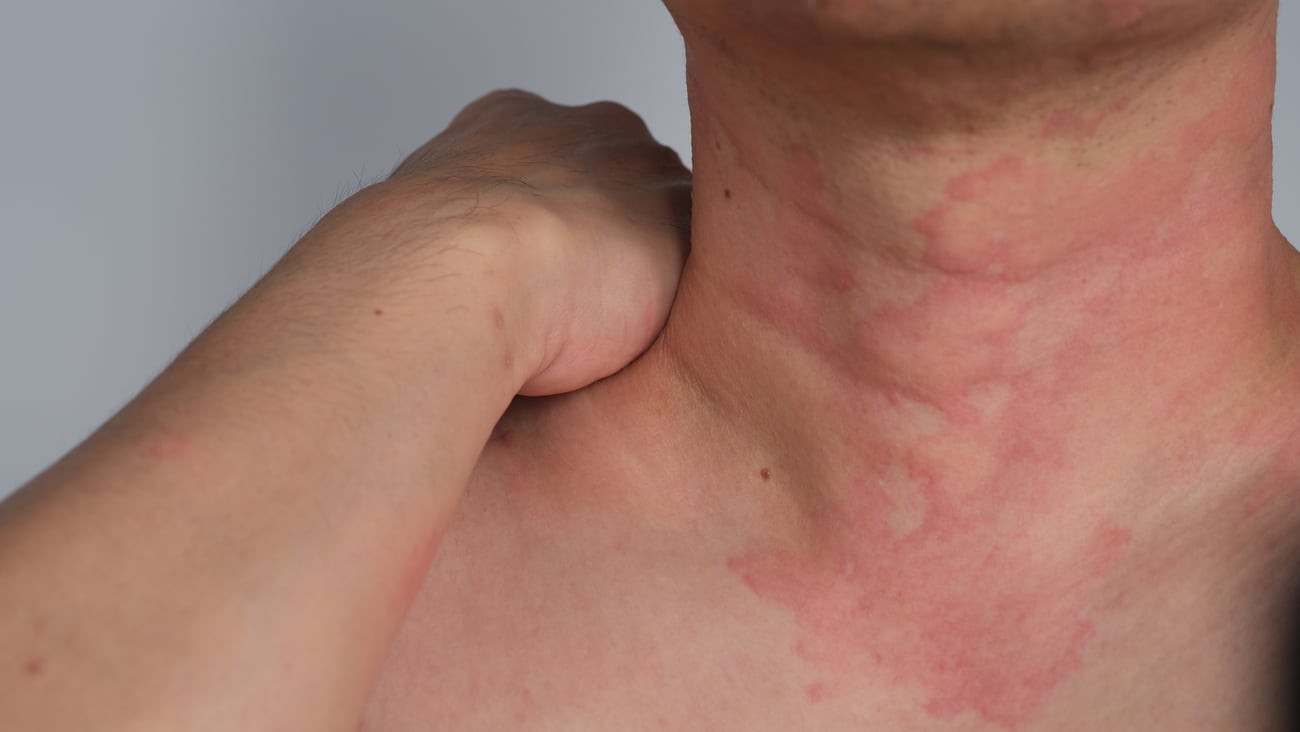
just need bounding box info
[329,89,694,395]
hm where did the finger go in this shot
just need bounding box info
[574,100,655,140]
[452,88,552,127]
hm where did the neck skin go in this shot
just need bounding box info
[653,2,1300,533]
[604,4,1300,725]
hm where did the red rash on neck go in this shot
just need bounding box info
[716,23,1282,730]
[1102,0,1151,30]
[729,507,1131,728]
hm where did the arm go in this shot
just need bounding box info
[0,91,690,731]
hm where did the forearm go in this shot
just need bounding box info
[0,188,529,731]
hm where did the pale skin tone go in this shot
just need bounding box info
[0,95,690,730]
[370,0,1300,729]
[4,1,1300,731]
[641,0,1300,726]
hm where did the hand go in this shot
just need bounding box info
[384,89,692,395]
[0,89,690,732]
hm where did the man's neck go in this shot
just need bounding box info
[658,0,1300,523]
[598,4,1300,726]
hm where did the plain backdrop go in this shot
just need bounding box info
[0,1,1296,496]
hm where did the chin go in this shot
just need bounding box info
[662,0,1269,51]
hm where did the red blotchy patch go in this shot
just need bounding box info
[144,432,189,462]
[731,148,862,366]
[729,26,1274,729]
[1102,0,1149,29]
[25,659,43,677]
[785,146,851,239]
[729,321,1134,731]
[943,156,1024,203]
[912,155,1061,280]
[729,448,1133,728]
[759,289,1132,722]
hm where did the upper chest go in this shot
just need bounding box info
[359,464,826,731]
[359,412,1300,732]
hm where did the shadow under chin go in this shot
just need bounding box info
[664,0,1266,52]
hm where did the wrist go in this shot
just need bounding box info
[343,178,564,390]
[229,181,552,400]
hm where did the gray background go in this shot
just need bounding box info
[0,1,1295,496]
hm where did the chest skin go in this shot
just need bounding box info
[359,430,821,731]
[358,388,1300,732]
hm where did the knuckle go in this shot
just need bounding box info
[485,88,544,103]
[578,100,650,132]
[456,88,548,121]
[580,99,631,114]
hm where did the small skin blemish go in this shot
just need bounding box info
[724,188,732,200]
[373,308,384,316]
[144,432,189,462]
[1102,0,1148,29]
[25,659,42,677]
[760,467,771,481]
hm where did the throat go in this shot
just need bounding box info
[628,6,1300,727]
[660,0,1299,506]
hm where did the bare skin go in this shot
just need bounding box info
[0,93,690,731]
[363,1,1300,730]
[6,1,1300,730]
